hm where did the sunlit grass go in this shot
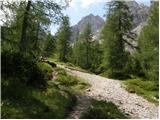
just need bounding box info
[123,78,159,104]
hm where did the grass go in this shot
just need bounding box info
[2,62,86,119]
[54,67,90,93]
[1,64,90,118]
[80,100,127,119]
[123,77,159,104]
[99,71,108,78]
[1,76,76,119]
[36,62,53,81]
[48,57,91,73]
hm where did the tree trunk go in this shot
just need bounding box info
[20,0,31,52]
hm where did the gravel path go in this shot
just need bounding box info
[57,65,159,119]
[67,94,92,119]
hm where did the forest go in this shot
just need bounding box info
[1,0,159,119]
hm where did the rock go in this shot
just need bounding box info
[86,88,91,92]
[70,14,105,43]
[126,1,149,28]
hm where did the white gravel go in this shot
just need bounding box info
[57,64,159,119]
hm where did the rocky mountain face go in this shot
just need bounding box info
[70,14,105,42]
[70,0,150,47]
[126,1,150,28]
[125,1,150,53]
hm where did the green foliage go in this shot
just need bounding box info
[1,0,67,58]
[55,74,78,86]
[36,62,53,81]
[81,23,93,69]
[1,51,53,88]
[123,78,159,104]
[1,77,76,119]
[43,33,56,57]
[56,16,71,62]
[89,41,103,74]
[138,2,159,81]
[72,38,86,68]
[101,1,133,79]
[80,100,127,119]
[54,68,90,93]
[72,24,103,73]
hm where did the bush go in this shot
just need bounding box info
[106,69,130,80]
[55,68,67,76]
[1,51,53,88]
[36,62,53,81]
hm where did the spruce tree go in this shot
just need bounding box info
[102,1,133,79]
[138,2,159,81]
[72,23,93,69]
[56,16,71,62]
[83,23,93,69]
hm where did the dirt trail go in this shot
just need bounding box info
[57,64,159,119]
[67,94,92,119]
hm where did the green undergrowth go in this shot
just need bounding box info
[36,62,53,81]
[54,67,90,93]
[1,77,76,119]
[48,57,91,73]
[1,61,79,118]
[80,100,127,119]
[123,77,159,104]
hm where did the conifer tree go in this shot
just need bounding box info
[83,23,93,69]
[56,16,71,62]
[138,2,159,81]
[102,1,133,79]
[72,23,93,69]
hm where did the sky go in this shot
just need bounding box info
[50,0,151,35]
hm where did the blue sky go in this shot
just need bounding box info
[50,0,151,34]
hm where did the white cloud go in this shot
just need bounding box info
[70,0,111,9]
[81,0,96,8]
[80,0,96,8]
[68,0,79,12]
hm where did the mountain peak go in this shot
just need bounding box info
[70,14,105,42]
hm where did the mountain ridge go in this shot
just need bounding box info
[70,0,150,43]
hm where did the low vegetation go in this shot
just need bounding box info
[48,57,91,73]
[1,50,89,119]
[80,100,127,119]
[54,67,90,93]
[2,79,76,119]
[123,78,159,104]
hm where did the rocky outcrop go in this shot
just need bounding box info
[70,14,104,42]
[126,1,150,28]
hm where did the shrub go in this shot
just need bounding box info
[106,69,130,80]
[55,74,78,86]
[36,62,53,81]
[1,51,53,88]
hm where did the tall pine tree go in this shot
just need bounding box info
[83,23,93,69]
[138,2,159,81]
[72,23,93,69]
[56,16,71,62]
[102,1,133,79]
